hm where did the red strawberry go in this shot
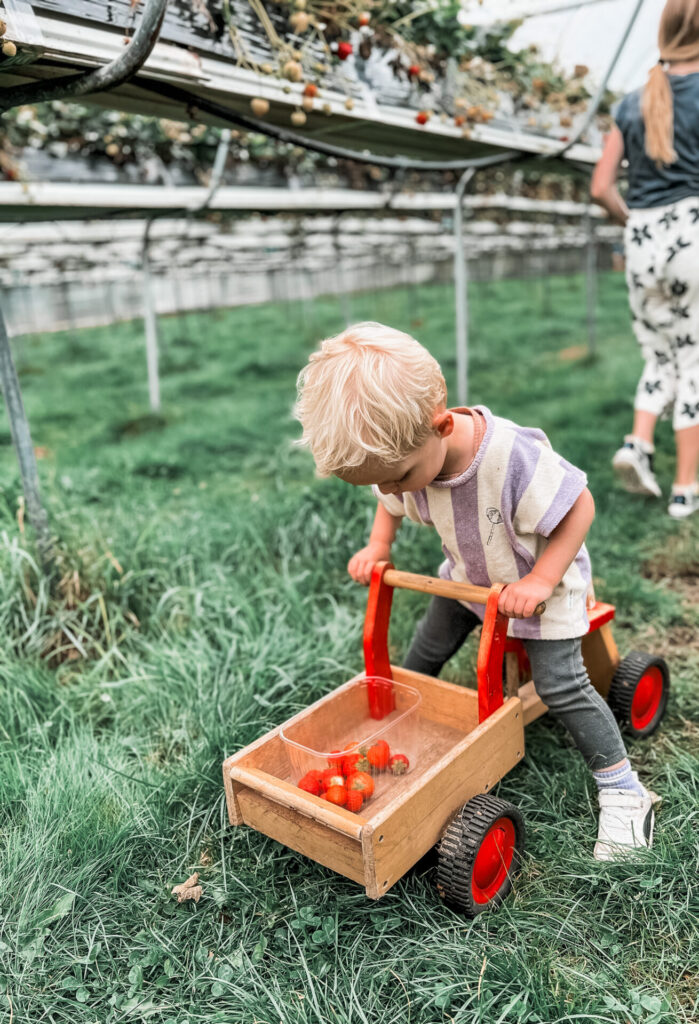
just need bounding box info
[388,753,409,776]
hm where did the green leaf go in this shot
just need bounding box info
[211,982,226,997]
[251,936,267,964]
[217,964,234,982]
[75,987,90,1003]
[640,994,663,1013]
[128,964,143,989]
[34,891,76,929]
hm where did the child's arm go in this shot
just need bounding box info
[590,127,629,226]
[498,487,595,618]
[348,503,403,585]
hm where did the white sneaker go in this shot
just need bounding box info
[593,779,655,861]
[612,436,662,497]
[667,483,699,519]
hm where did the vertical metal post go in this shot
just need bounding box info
[0,305,55,573]
[584,205,597,356]
[141,218,161,413]
[454,168,475,407]
[332,216,352,327]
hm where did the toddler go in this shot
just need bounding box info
[295,321,657,860]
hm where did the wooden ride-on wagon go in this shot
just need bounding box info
[223,563,669,915]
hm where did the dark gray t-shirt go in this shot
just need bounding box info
[614,72,699,208]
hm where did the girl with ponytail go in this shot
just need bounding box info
[591,0,699,518]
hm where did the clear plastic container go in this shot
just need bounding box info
[280,676,422,811]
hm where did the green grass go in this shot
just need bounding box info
[0,272,697,1024]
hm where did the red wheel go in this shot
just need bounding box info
[608,652,669,738]
[437,795,525,916]
[471,816,517,904]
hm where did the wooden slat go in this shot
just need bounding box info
[229,765,366,838]
[236,786,367,886]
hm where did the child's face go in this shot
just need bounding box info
[336,428,449,495]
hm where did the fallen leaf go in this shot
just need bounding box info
[172,872,202,903]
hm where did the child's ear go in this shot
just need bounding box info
[432,410,454,438]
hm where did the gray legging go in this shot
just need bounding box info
[403,595,627,771]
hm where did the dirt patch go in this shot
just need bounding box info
[643,530,699,584]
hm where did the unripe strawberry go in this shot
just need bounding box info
[283,59,303,82]
[250,97,269,116]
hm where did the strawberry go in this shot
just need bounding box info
[337,41,353,60]
[347,771,374,799]
[367,739,390,771]
[324,785,348,806]
[388,753,409,776]
[345,789,364,812]
[298,771,323,795]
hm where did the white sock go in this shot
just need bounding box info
[592,759,644,795]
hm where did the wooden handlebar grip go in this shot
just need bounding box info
[382,569,545,616]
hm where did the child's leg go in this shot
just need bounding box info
[665,200,699,494]
[523,637,626,770]
[675,424,699,486]
[523,637,654,858]
[402,595,480,677]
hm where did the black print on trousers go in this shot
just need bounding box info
[670,303,690,319]
[668,237,691,262]
[690,207,699,224]
[676,335,696,348]
[681,401,699,419]
[631,225,652,245]
[631,272,643,289]
[644,380,662,394]
[658,210,679,229]
[653,350,671,366]
[670,279,689,297]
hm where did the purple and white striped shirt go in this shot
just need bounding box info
[372,406,592,640]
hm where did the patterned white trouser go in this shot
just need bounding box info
[624,194,699,431]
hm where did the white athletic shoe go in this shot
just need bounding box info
[612,436,662,497]
[593,779,655,862]
[667,484,699,519]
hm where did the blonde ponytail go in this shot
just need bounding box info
[642,63,677,166]
[641,0,699,166]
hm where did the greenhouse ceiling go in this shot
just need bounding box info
[0,0,641,166]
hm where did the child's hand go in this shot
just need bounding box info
[348,542,392,585]
[498,575,553,618]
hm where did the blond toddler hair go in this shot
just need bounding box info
[295,321,447,477]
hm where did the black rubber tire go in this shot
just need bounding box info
[608,651,670,738]
[436,794,525,916]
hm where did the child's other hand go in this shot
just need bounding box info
[347,542,392,585]
[498,575,553,618]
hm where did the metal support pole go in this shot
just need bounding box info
[141,219,161,413]
[332,217,352,327]
[0,0,169,113]
[454,168,476,407]
[584,206,598,356]
[0,306,55,572]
